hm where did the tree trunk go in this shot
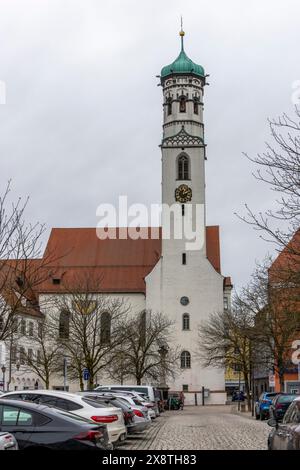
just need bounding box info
[79,375,84,391]
[137,377,141,385]
[278,362,285,392]
[88,376,94,390]
[279,372,285,392]
[45,372,49,390]
[244,372,251,411]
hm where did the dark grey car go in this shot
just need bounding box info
[0,398,110,450]
[268,397,300,449]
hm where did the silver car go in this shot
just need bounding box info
[0,432,18,450]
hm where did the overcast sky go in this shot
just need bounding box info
[0,0,299,290]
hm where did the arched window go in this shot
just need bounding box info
[167,98,172,116]
[59,310,70,339]
[179,96,186,113]
[181,351,191,368]
[101,311,111,344]
[177,155,190,180]
[182,313,190,330]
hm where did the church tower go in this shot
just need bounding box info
[160,26,207,262]
[146,27,227,404]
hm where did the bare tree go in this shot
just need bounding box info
[238,107,300,262]
[0,181,61,343]
[237,259,300,392]
[112,311,179,386]
[51,274,130,390]
[19,317,62,389]
[196,305,254,411]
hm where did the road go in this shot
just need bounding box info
[118,405,270,450]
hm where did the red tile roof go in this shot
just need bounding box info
[37,226,226,294]
[269,229,300,284]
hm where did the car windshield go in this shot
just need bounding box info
[265,393,278,399]
[278,395,297,403]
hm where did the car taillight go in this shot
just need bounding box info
[133,409,143,417]
[91,415,118,423]
[146,404,154,408]
[262,400,270,404]
[74,430,103,441]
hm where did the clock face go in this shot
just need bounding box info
[175,184,192,203]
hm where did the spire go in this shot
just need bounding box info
[179,16,185,52]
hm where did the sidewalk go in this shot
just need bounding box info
[231,403,256,420]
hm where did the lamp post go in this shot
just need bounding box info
[1,365,6,392]
[157,342,169,389]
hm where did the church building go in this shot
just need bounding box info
[7,29,232,403]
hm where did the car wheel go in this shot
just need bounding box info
[260,411,265,421]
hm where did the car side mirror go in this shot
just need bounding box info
[267,418,278,428]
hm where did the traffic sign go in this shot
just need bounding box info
[83,368,90,381]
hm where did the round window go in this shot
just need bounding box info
[180,296,189,306]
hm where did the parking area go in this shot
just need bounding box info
[117,405,270,450]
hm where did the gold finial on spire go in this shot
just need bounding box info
[179,16,185,51]
[179,15,185,37]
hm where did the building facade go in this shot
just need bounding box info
[2,30,232,402]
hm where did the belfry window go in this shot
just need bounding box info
[178,155,189,180]
[179,96,186,113]
[167,98,172,116]
[194,99,199,115]
[182,313,190,330]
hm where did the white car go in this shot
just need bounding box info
[1,390,126,445]
[98,392,151,422]
[107,390,157,419]
[0,432,18,450]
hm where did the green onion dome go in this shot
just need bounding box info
[161,30,205,79]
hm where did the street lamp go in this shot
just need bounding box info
[157,340,169,389]
[1,365,6,391]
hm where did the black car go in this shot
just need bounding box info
[0,398,111,450]
[268,397,300,449]
[269,393,300,422]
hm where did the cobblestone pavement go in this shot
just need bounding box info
[117,406,270,450]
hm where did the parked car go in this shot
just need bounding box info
[268,396,300,449]
[255,392,279,420]
[93,392,150,429]
[77,392,149,435]
[105,390,157,419]
[1,390,126,446]
[269,393,300,422]
[0,398,110,450]
[95,385,160,415]
[0,432,18,450]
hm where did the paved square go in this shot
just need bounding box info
[118,406,270,450]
